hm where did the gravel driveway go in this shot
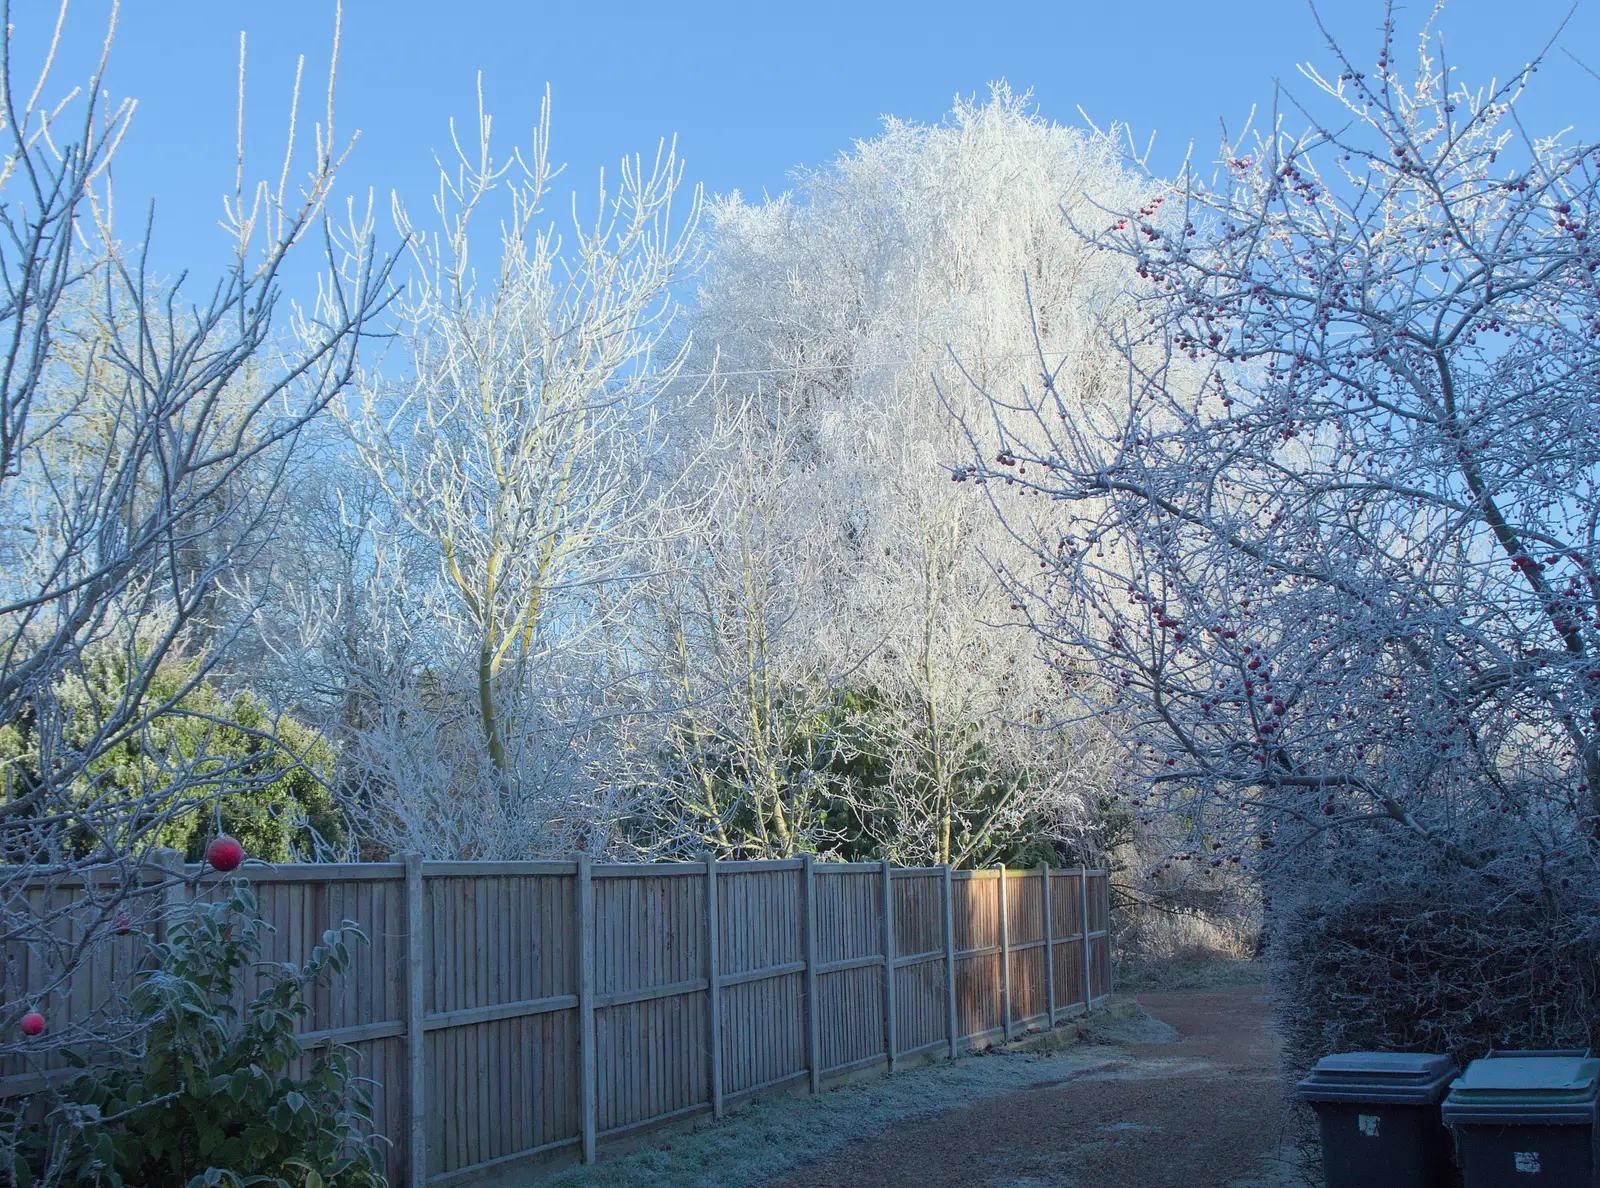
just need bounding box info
[773,985,1303,1188]
[536,981,1307,1188]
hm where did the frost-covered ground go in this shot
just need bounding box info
[537,1040,1134,1188]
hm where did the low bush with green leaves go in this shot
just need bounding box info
[10,882,387,1187]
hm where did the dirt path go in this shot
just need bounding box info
[771,986,1301,1188]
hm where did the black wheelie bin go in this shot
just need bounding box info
[1295,1051,1458,1187]
[1442,1049,1600,1186]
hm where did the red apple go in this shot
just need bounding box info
[19,1012,44,1037]
[205,836,245,872]
[113,912,132,936]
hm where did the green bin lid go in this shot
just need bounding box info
[1309,1052,1454,1081]
[1448,1056,1600,1106]
[1296,1052,1457,1105]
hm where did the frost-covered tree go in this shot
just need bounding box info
[341,88,700,858]
[609,382,859,858]
[674,88,1142,864]
[0,0,386,1068]
[962,6,1600,1058]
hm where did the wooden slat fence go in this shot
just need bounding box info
[1,857,1111,1185]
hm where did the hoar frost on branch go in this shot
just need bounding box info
[340,85,701,858]
[661,89,1142,864]
[0,0,389,1068]
[612,382,866,859]
[958,3,1600,1054]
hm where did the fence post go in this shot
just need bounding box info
[803,854,821,1094]
[998,866,1011,1042]
[880,860,897,1072]
[403,852,427,1188]
[1080,867,1093,1011]
[705,854,723,1118]
[943,865,957,1059]
[577,854,597,1163]
[1041,863,1055,1028]
[152,848,186,944]
[1103,873,1113,998]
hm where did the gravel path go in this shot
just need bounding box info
[772,985,1304,1188]
[534,981,1307,1188]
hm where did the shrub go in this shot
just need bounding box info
[1273,870,1600,1077]
[10,882,386,1187]
[0,645,344,865]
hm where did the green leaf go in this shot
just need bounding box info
[17,879,382,1188]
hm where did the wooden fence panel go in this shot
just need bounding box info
[421,868,579,1182]
[1006,871,1047,1028]
[951,872,1002,1044]
[246,869,410,1185]
[715,864,805,1097]
[0,868,170,1093]
[1052,938,1087,1019]
[813,867,884,1073]
[813,866,881,966]
[592,867,706,1135]
[1049,870,1087,1016]
[891,870,945,959]
[817,963,882,1072]
[0,857,1111,1185]
[721,973,806,1094]
[1087,871,1113,1002]
[890,870,947,1055]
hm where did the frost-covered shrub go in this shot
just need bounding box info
[1274,867,1600,1075]
[1116,905,1257,966]
[1109,806,1262,986]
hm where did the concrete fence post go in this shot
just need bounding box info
[1042,863,1055,1027]
[705,854,723,1117]
[402,852,427,1187]
[998,866,1012,1042]
[881,860,897,1072]
[1080,867,1092,1011]
[803,854,821,1094]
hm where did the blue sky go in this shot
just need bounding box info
[21,0,1600,285]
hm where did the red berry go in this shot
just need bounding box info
[205,836,245,872]
[19,1012,44,1037]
